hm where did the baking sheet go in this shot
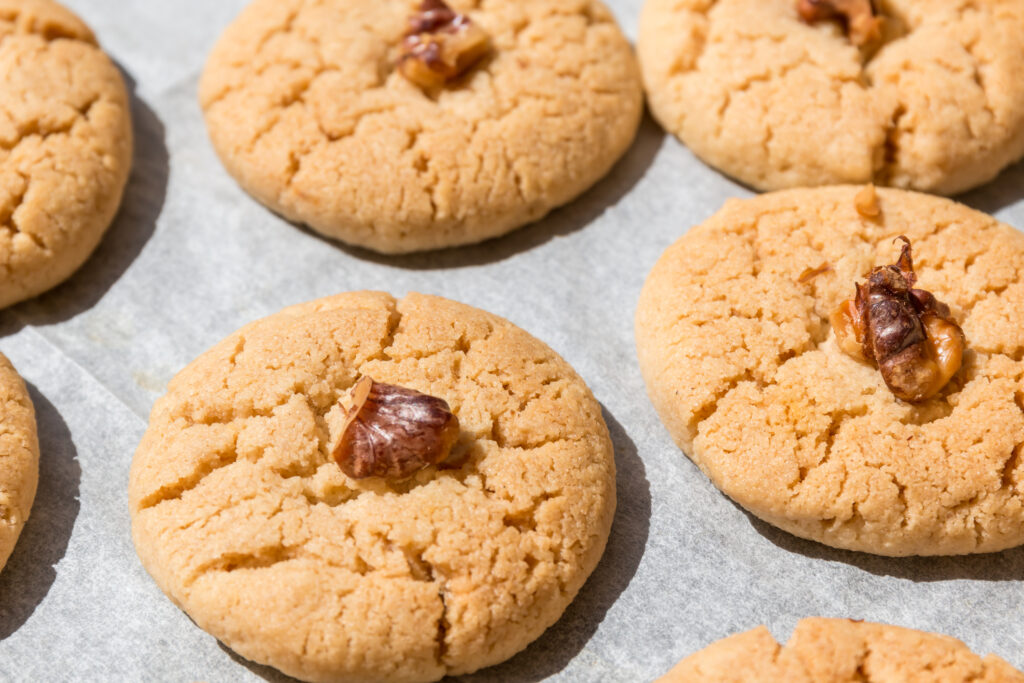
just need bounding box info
[1,1,1023,680]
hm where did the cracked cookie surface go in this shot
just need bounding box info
[0,0,133,308]
[638,0,1024,195]
[636,187,1024,556]
[129,292,616,683]
[659,618,1024,682]
[198,0,643,254]
[0,352,38,574]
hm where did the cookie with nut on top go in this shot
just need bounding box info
[129,292,616,682]
[199,0,643,254]
[658,618,1024,681]
[636,186,1024,556]
[637,0,1024,194]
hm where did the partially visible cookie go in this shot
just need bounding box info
[199,0,643,254]
[0,0,133,309]
[659,618,1024,682]
[130,292,616,682]
[638,0,1024,194]
[636,186,1024,556]
[0,352,39,573]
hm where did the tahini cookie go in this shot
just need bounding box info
[638,0,1024,195]
[636,186,1024,556]
[659,618,1024,682]
[0,0,133,308]
[130,292,616,682]
[199,0,643,254]
[0,353,38,573]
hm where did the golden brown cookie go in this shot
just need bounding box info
[638,0,1024,194]
[130,292,616,682]
[659,618,1024,682]
[636,186,1024,556]
[199,0,643,254]
[0,352,38,573]
[0,0,133,308]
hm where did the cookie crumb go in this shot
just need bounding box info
[797,263,832,284]
[854,184,881,218]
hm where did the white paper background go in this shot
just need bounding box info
[1,1,1022,681]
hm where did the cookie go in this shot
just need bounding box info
[0,0,133,309]
[0,352,39,573]
[638,0,1024,195]
[199,0,643,254]
[129,292,616,682]
[659,618,1024,682]
[636,186,1024,556]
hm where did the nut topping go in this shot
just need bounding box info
[332,376,462,480]
[797,0,882,47]
[830,238,966,402]
[397,0,491,90]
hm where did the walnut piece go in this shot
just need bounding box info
[827,239,962,403]
[332,376,462,480]
[829,238,967,402]
[397,0,491,90]
[797,0,882,47]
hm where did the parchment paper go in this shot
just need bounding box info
[1,1,1023,680]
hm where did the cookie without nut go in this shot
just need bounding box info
[0,352,39,574]
[129,292,616,682]
[659,618,1024,682]
[636,187,1024,556]
[0,0,133,308]
[199,0,643,254]
[638,0,1024,194]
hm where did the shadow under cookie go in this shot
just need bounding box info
[323,114,666,271]
[10,74,168,326]
[453,407,652,683]
[0,382,80,640]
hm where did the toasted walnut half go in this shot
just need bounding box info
[332,376,462,480]
[397,0,491,90]
[830,238,966,403]
[797,0,881,47]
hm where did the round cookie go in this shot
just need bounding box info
[659,618,1024,682]
[129,292,616,682]
[636,187,1024,556]
[0,0,133,309]
[0,352,39,573]
[199,0,643,254]
[638,0,1024,195]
